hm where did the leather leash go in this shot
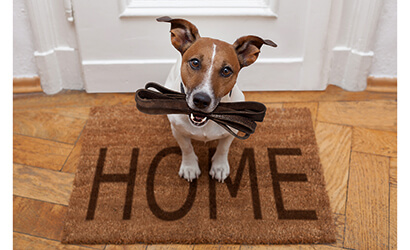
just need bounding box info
[135,82,266,140]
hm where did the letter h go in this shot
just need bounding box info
[86,148,139,220]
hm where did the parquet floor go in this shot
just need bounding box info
[13,84,397,250]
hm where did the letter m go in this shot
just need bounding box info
[209,148,262,220]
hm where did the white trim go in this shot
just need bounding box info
[25,0,62,94]
[25,0,84,94]
[299,0,333,90]
[320,0,344,91]
[63,0,74,22]
[333,47,375,57]
[329,47,374,91]
[119,0,278,17]
[34,46,74,57]
[328,0,384,91]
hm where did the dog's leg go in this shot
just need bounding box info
[210,135,235,182]
[171,125,201,182]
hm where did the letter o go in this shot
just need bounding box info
[146,147,197,221]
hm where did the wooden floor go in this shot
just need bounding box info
[13,84,397,250]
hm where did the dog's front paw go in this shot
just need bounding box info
[209,160,230,183]
[179,161,201,182]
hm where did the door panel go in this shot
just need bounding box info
[72,0,331,92]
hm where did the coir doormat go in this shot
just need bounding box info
[62,105,336,245]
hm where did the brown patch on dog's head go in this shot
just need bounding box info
[180,38,241,99]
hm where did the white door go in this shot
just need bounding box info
[69,0,381,92]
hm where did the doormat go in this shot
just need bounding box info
[62,105,336,245]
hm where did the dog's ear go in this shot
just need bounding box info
[157,16,200,55]
[233,36,277,68]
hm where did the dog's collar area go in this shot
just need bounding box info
[136,82,266,140]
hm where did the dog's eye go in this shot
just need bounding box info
[189,59,201,70]
[221,66,233,77]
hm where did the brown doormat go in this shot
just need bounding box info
[62,105,336,245]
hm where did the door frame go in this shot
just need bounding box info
[24,0,84,94]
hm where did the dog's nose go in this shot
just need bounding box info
[193,92,211,109]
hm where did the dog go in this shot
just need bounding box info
[158,16,277,182]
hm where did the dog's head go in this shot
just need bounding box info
[158,16,277,125]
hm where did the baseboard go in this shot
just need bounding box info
[366,76,397,93]
[13,76,43,94]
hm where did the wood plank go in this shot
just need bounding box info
[28,106,92,119]
[390,158,397,186]
[241,245,295,249]
[13,196,67,240]
[13,109,86,144]
[344,152,389,249]
[105,245,147,250]
[13,90,135,110]
[13,164,74,205]
[244,85,396,104]
[13,76,42,94]
[312,246,343,250]
[13,91,94,110]
[193,245,219,250]
[283,102,318,128]
[13,134,73,171]
[240,245,341,249]
[146,245,193,250]
[13,197,106,249]
[352,127,397,157]
[315,122,352,214]
[61,134,84,174]
[265,103,283,109]
[13,232,95,250]
[332,214,346,248]
[367,76,397,93]
[219,246,240,250]
[317,100,397,132]
[389,157,397,249]
[390,183,397,250]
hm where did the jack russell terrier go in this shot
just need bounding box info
[158,16,277,183]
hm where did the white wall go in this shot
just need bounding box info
[13,0,397,84]
[370,0,397,78]
[13,0,37,78]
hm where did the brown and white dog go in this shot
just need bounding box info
[158,16,277,182]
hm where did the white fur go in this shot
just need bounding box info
[165,55,245,182]
[187,43,218,113]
